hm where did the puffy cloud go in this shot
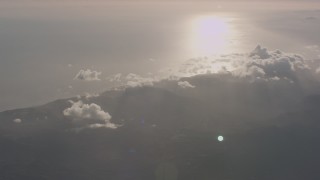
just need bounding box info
[249,45,271,59]
[74,69,101,81]
[13,118,22,123]
[63,101,117,129]
[160,45,310,83]
[233,65,266,79]
[232,46,310,82]
[63,101,110,121]
[104,46,313,93]
[178,81,195,89]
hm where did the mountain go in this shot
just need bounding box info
[1,73,320,179]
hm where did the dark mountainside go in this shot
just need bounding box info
[1,73,320,180]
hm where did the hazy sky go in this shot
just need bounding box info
[0,1,319,111]
[1,2,320,179]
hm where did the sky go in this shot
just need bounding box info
[0,1,320,111]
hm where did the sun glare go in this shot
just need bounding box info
[190,16,234,56]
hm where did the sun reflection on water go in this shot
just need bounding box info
[189,15,237,56]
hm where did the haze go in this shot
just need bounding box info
[1,1,319,111]
[1,1,320,179]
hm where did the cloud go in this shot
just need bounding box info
[13,118,22,123]
[103,46,314,100]
[249,45,271,59]
[87,123,118,129]
[107,73,122,82]
[160,45,310,83]
[106,73,155,88]
[305,45,320,52]
[63,101,117,129]
[233,64,266,79]
[74,69,101,81]
[83,92,100,100]
[232,46,310,82]
[125,73,154,88]
[63,101,110,121]
[316,67,320,74]
[178,81,195,88]
[76,93,100,100]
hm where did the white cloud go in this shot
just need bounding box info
[316,67,320,74]
[63,101,110,121]
[106,73,155,88]
[127,81,143,87]
[74,69,101,81]
[125,73,154,88]
[104,46,313,92]
[83,92,100,100]
[125,73,141,80]
[160,45,310,83]
[178,81,195,89]
[233,46,309,82]
[270,76,281,81]
[87,123,118,129]
[63,101,117,129]
[75,92,100,100]
[13,118,22,123]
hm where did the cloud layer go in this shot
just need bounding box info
[103,45,319,93]
[159,45,314,83]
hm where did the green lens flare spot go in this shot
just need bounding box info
[217,135,224,142]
